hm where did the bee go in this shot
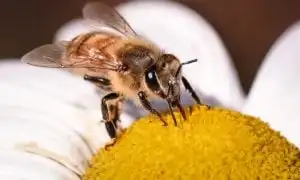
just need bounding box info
[21,2,203,146]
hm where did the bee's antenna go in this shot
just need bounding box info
[175,59,198,77]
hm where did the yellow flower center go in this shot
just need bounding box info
[83,105,300,179]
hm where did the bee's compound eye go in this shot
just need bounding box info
[145,67,161,91]
[147,71,154,79]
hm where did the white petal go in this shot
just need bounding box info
[0,149,80,180]
[0,59,111,148]
[0,108,88,175]
[54,1,245,111]
[0,59,115,174]
[54,18,97,42]
[243,21,300,147]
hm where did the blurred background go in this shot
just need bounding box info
[0,0,300,94]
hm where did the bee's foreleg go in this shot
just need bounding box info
[181,76,202,105]
[137,91,168,126]
[101,92,125,144]
[167,101,178,126]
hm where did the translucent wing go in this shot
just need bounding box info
[21,41,124,71]
[82,2,137,37]
[21,42,69,68]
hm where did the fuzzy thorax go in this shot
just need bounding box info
[83,105,300,180]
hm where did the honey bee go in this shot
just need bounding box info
[21,2,203,146]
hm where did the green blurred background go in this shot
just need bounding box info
[0,0,300,93]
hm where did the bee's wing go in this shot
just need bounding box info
[21,41,124,71]
[82,2,137,37]
[21,42,69,68]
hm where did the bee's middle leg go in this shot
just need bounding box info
[83,74,112,91]
[137,91,168,126]
[101,92,125,147]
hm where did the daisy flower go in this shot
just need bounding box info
[0,1,299,179]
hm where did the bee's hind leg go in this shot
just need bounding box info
[101,92,125,149]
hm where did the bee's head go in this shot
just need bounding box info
[144,54,197,106]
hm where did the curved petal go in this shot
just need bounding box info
[243,21,300,147]
[0,149,80,180]
[0,59,112,175]
[54,1,245,111]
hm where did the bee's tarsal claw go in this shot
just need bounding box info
[168,101,178,126]
[176,101,187,121]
